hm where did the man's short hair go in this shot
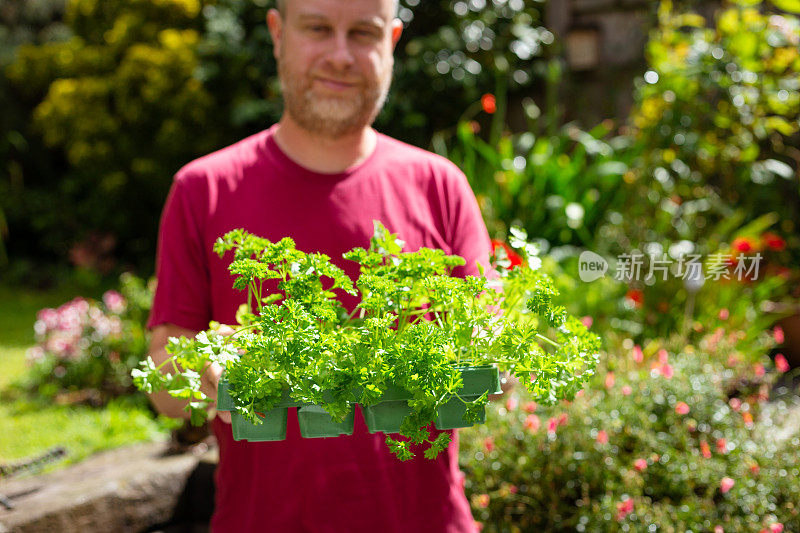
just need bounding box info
[275,0,399,17]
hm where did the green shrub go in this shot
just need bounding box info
[618,0,800,263]
[440,119,638,248]
[461,329,799,532]
[17,273,154,402]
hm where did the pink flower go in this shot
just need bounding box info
[720,477,735,494]
[714,526,724,533]
[729,397,742,411]
[769,522,784,533]
[523,414,540,432]
[774,326,785,344]
[547,417,558,434]
[754,363,766,377]
[523,401,537,413]
[483,437,495,453]
[102,290,127,314]
[474,521,484,532]
[716,438,727,454]
[615,498,634,521]
[508,484,518,494]
[632,345,644,363]
[718,308,729,320]
[675,402,690,415]
[605,372,615,389]
[596,430,608,444]
[658,349,669,364]
[557,413,569,427]
[505,396,518,411]
[622,385,632,396]
[633,458,647,472]
[660,363,674,379]
[775,354,790,373]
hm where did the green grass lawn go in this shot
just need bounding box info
[0,284,175,471]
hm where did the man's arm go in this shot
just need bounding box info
[147,323,230,423]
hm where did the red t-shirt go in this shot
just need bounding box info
[148,125,491,532]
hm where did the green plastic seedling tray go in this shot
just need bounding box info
[362,366,501,433]
[218,366,500,441]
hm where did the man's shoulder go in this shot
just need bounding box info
[174,129,269,186]
[376,133,465,178]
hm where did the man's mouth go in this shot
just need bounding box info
[314,77,358,91]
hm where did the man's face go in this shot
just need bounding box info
[270,0,401,138]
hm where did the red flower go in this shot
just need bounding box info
[547,417,558,434]
[729,397,742,411]
[483,437,495,453]
[774,326,785,345]
[657,349,669,364]
[675,402,690,415]
[633,458,647,472]
[700,440,712,459]
[750,463,760,475]
[523,401,537,413]
[716,438,727,454]
[604,372,615,389]
[615,498,634,521]
[761,232,786,251]
[754,363,766,377]
[481,93,497,114]
[596,430,608,444]
[625,289,644,308]
[523,414,540,432]
[743,411,754,428]
[718,308,729,320]
[505,396,518,411]
[632,345,644,364]
[732,236,759,253]
[769,523,784,533]
[490,239,523,269]
[557,413,569,427]
[660,363,674,379]
[775,353,790,373]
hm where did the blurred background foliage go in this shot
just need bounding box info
[2,1,800,527]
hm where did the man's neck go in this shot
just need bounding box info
[273,116,378,174]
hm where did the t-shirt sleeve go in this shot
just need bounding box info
[147,171,212,332]
[441,164,493,279]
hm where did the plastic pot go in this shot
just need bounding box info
[297,404,355,438]
[362,366,501,433]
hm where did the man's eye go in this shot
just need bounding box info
[352,29,378,39]
[309,26,329,33]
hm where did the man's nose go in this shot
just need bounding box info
[325,31,356,71]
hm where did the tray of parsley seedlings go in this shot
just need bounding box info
[133,222,600,461]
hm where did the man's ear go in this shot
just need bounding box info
[267,8,283,60]
[390,19,403,49]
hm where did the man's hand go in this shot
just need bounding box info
[148,323,231,424]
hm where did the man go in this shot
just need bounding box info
[147,0,493,531]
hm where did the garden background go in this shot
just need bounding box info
[1,0,800,531]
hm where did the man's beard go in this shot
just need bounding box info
[278,53,392,138]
